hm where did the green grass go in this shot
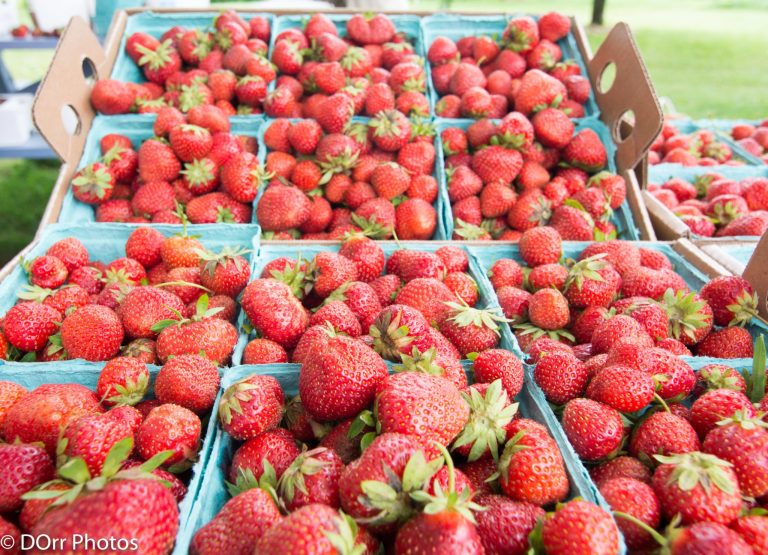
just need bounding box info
[1,0,768,265]
[0,159,58,265]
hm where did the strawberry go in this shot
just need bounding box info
[339,236,385,282]
[539,500,620,555]
[242,279,309,348]
[629,411,700,464]
[71,162,116,205]
[0,443,54,513]
[138,138,181,183]
[653,451,741,525]
[192,489,281,555]
[96,357,149,408]
[300,334,388,421]
[731,516,768,553]
[137,39,182,85]
[90,79,136,115]
[117,286,184,339]
[255,504,377,554]
[309,252,359,298]
[369,110,411,151]
[697,326,754,358]
[256,183,312,231]
[587,365,654,413]
[154,294,238,364]
[690,388,755,438]
[278,447,344,511]
[514,69,566,115]
[198,247,250,297]
[670,522,754,554]
[395,198,437,240]
[3,384,102,455]
[499,418,569,505]
[154,354,219,414]
[563,128,608,171]
[218,373,284,443]
[62,408,139,477]
[562,398,624,460]
[61,305,123,361]
[310,301,362,336]
[473,494,544,555]
[229,428,300,490]
[428,36,458,65]
[590,456,652,487]
[188,104,231,134]
[136,402,200,470]
[700,276,758,327]
[316,93,354,133]
[539,11,572,42]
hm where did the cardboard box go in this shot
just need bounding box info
[29,10,663,241]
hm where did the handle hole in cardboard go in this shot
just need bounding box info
[61,105,82,136]
[81,57,98,83]
[597,62,617,95]
[613,110,636,144]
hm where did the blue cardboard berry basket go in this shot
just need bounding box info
[0,360,221,555]
[656,119,764,167]
[232,239,522,364]
[647,164,768,242]
[467,240,768,353]
[434,117,640,241]
[56,115,266,225]
[110,11,276,85]
[420,13,599,120]
[180,361,626,554]
[0,222,260,367]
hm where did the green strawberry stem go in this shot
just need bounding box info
[613,511,667,546]
[653,392,671,413]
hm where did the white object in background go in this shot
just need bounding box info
[145,0,210,7]
[241,0,333,8]
[346,0,409,10]
[0,0,19,36]
[0,94,32,146]
[27,0,90,32]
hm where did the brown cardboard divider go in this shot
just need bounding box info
[586,22,663,175]
[641,187,692,240]
[743,231,768,319]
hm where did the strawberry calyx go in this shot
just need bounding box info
[410,443,483,522]
[324,511,370,555]
[17,284,55,303]
[277,446,333,504]
[410,116,436,140]
[393,347,448,378]
[660,289,711,342]
[102,144,130,165]
[654,451,736,496]
[564,253,608,292]
[453,219,491,240]
[318,148,360,184]
[196,246,250,279]
[178,84,209,112]
[218,375,260,426]
[513,323,576,343]
[698,365,745,392]
[72,163,114,200]
[181,158,216,188]
[369,308,419,361]
[369,110,405,139]
[726,289,759,328]
[226,458,279,502]
[443,301,509,335]
[151,292,221,333]
[452,380,519,462]
[350,213,393,240]
[267,255,311,299]
[101,371,149,407]
[716,409,768,431]
[137,39,176,71]
[358,450,443,527]
[24,438,173,507]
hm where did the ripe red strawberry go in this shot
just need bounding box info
[90,79,136,115]
[731,516,768,554]
[0,443,54,513]
[428,36,458,65]
[317,93,354,133]
[700,276,758,327]
[653,451,741,525]
[198,247,251,297]
[690,388,755,438]
[526,288,569,331]
[228,428,300,490]
[3,383,102,455]
[278,447,344,511]
[438,302,507,356]
[117,286,184,339]
[96,356,149,408]
[519,226,562,267]
[514,69,566,115]
[60,304,123,361]
[154,295,238,364]
[256,184,312,231]
[71,162,116,204]
[242,279,309,348]
[369,110,411,151]
[629,411,700,464]
[563,129,608,171]
[62,408,139,477]
[138,138,181,183]
[300,334,388,421]
[255,503,378,554]
[587,365,654,413]
[137,403,200,469]
[192,488,281,555]
[590,456,652,487]
[697,326,754,358]
[499,418,569,505]
[155,354,220,414]
[309,252,358,298]
[241,338,287,364]
[540,500,620,555]
[562,398,624,460]
[471,145,523,184]
[539,11,572,42]
[338,236,385,282]
[473,494,543,555]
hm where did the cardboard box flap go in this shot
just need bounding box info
[742,230,768,319]
[32,16,106,162]
[587,22,662,174]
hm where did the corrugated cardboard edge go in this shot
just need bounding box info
[30,9,661,240]
[696,241,749,276]
[642,186,691,240]
[742,231,768,319]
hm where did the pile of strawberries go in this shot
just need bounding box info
[70,106,265,223]
[440,115,626,240]
[0,352,219,551]
[427,13,593,120]
[731,120,768,163]
[258,113,438,240]
[534,334,768,553]
[649,121,747,166]
[91,10,274,116]
[485,228,759,359]
[649,172,768,237]
[0,228,248,364]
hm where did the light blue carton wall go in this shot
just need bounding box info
[181,362,626,555]
[231,239,523,364]
[269,14,431,115]
[0,361,221,555]
[467,241,768,344]
[110,11,276,83]
[434,117,640,241]
[647,164,768,241]
[57,115,266,225]
[0,223,261,367]
[420,13,600,120]
[662,119,764,167]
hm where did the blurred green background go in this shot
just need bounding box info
[1,0,767,265]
